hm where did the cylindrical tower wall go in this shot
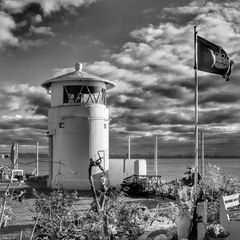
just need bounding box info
[88,105,109,174]
[48,104,109,189]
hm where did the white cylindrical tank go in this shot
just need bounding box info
[42,63,115,189]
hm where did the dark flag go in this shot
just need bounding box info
[197,36,234,81]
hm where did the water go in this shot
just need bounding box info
[147,157,240,181]
[2,157,239,181]
[1,157,49,176]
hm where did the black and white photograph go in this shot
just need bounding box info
[0,0,239,239]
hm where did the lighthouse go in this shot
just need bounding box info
[42,63,115,189]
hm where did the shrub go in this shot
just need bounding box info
[120,176,164,198]
[197,164,240,223]
[205,223,229,239]
[34,189,81,239]
[91,191,149,238]
[34,190,150,239]
[120,178,148,197]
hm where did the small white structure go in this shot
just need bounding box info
[220,193,240,240]
[42,63,115,189]
[11,169,24,182]
[109,158,147,188]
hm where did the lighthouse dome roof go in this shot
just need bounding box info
[41,63,115,90]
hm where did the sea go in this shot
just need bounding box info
[2,157,240,181]
[146,157,240,181]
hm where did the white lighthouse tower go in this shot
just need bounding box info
[42,63,115,189]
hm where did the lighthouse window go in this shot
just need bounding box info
[63,85,106,105]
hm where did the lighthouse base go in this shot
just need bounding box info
[47,172,107,190]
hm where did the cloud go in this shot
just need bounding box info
[0,122,48,146]
[200,91,240,105]
[0,0,98,49]
[0,115,47,130]
[0,83,50,117]
[0,11,19,48]
[112,23,193,80]
[0,83,49,147]
[143,83,189,100]
[2,0,97,15]
[25,87,50,116]
[29,26,54,36]
[19,39,48,49]
[200,107,240,124]
[163,1,240,57]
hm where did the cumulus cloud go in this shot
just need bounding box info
[0,11,19,48]
[163,1,240,55]
[0,0,98,49]
[0,83,50,117]
[0,83,49,147]
[29,26,54,36]
[0,122,48,147]
[0,115,47,130]
[2,0,97,15]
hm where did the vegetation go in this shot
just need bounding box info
[205,223,229,239]
[196,164,240,223]
[1,162,240,239]
[34,189,150,239]
[120,176,177,199]
[0,159,18,229]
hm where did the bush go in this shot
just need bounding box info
[205,223,229,239]
[197,164,240,223]
[34,189,78,239]
[121,178,148,197]
[34,190,150,239]
[120,176,165,198]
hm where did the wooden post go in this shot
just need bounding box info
[197,201,208,240]
[128,136,131,160]
[20,229,23,240]
[16,141,19,170]
[201,132,205,178]
[36,141,39,176]
[154,135,158,176]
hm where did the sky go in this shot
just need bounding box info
[0,0,239,156]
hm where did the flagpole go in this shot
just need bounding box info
[154,135,158,176]
[194,26,199,199]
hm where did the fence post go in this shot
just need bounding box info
[36,141,39,176]
[197,201,207,240]
[201,132,205,178]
